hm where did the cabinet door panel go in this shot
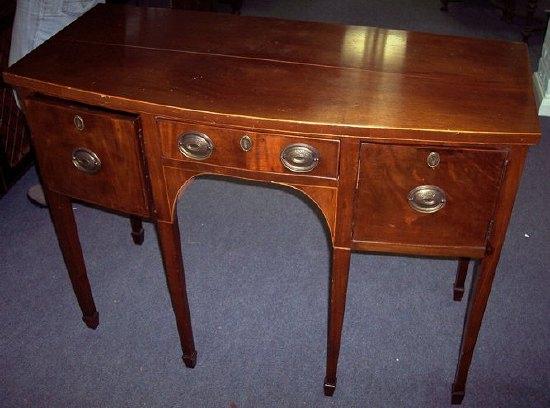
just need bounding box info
[26,97,149,216]
[352,143,507,251]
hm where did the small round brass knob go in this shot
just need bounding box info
[73,115,85,131]
[72,148,101,174]
[280,143,319,173]
[240,135,253,152]
[177,132,213,160]
[427,151,440,168]
[408,185,446,213]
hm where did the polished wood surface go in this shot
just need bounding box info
[161,164,339,239]
[158,120,340,179]
[5,5,539,139]
[54,4,531,84]
[3,4,541,405]
[25,96,150,217]
[156,217,197,369]
[452,146,528,404]
[43,186,99,329]
[353,144,508,255]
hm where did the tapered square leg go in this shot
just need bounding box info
[130,216,145,245]
[451,383,465,404]
[82,311,100,329]
[452,147,527,404]
[452,257,497,404]
[156,216,197,368]
[182,350,197,368]
[43,187,99,329]
[324,247,351,396]
[323,377,336,396]
[453,258,469,301]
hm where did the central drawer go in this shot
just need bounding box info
[352,143,508,254]
[158,119,340,179]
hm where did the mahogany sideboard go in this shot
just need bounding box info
[3,4,540,404]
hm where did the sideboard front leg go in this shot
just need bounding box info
[324,246,351,396]
[43,187,99,329]
[156,216,197,368]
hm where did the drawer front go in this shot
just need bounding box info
[26,97,149,216]
[352,143,508,249]
[158,120,340,179]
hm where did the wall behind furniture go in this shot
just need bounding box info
[534,20,550,115]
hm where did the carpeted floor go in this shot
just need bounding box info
[1,1,549,407]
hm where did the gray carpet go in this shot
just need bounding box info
[1,1,549,407]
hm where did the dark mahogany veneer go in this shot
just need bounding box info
[3,4,540,404]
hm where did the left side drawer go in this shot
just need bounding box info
[25,97,149,217]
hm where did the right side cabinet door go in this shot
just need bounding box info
[352,143,508,251]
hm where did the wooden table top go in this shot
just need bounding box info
[3,4,540,143]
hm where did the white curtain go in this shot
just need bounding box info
[9,0,104,66]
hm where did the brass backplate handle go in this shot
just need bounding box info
[408,185,446,213]
[280,143,319,172]
[72,148,101,174]
[178,132,213,160]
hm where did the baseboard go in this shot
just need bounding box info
[533,72,550,117]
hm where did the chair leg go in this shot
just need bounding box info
[130,216,145,245]
[453,258,469,301]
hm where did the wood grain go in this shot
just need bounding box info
[161,166,338,241]
[43,186,99,329]
[158,119,340,179]
[324,246,351,396]
[4,5,540,140]
[156,217,197,368]
[56,5,532,86]
[451,146,528,404]
[25,96,150,216]
[5,5,541,403]
[353,143,508,249]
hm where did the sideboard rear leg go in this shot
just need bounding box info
[156,215,197,368]
[130,216,145,245]
[43,187,99,329]
[453,258,469,301]
[324,246,351,396]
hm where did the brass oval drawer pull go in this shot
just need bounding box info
[72,148,101,174]
[280,143,319,172]
[178,132,213,160]
[408,185,446,213]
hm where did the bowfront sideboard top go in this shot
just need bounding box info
[4,4,541,405]
[5,4,539,142]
